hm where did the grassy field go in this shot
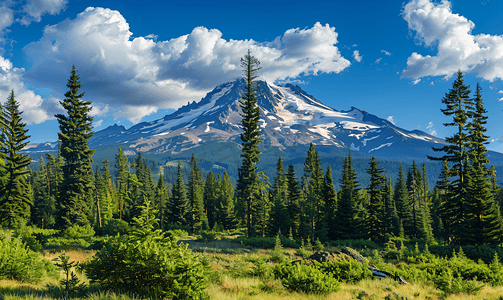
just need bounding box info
[2,240,503,300]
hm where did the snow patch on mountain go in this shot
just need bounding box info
[153,84,232,134]
[369,142,393,153]
[205,121,215,133]
[362,135,380,147]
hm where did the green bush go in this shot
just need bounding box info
[0,236,58,282]
[198,230,217,242]
[97,219,130,236]
[434,269,484,295]
[83,202,209,300]
[269,234,287,263]
[273,262,340,295]
[314,260,373,283]
[295,240,313,259]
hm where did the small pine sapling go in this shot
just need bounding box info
[53,253,86,294]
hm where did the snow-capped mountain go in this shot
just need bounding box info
[25,79,449,160]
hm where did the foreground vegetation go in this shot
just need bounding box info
[3,221,503,300]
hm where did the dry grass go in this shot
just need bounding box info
[4,241,503,300]
[43,248,96,264]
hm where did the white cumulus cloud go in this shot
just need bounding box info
[402,0,503,82]
[0,55,61,124]
[352,50,362,62]
[17,0,68,26]
[381,50,391,56]
[21,7,351,123]
[386,116,395,124]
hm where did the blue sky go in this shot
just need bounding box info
[1,0,503,153]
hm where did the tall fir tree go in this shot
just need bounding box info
[428,71,473,243]
[302,143,325,240]
[115,147,131,221]
[31,157,56,229]
[394,164,412,237]
[168,161,189,226]
[285,164,301,239]
[407,161,425,238]
[323,165,337,241]
[236,50,263,237]
[364,156,385,241]
[382,178,399,236]
[269,156,289,236]
[188,154,208,232]
[462,164,502,245]
[218,171,236,230]
[0,90,32,227]
[154,174,169,230]
[335,152,359,240]
[55,66,95,228]
[467,83,489,171]
[204,171,218,228]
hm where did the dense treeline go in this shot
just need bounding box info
[1,63,503,249]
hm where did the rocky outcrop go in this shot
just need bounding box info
[308,247,409,285]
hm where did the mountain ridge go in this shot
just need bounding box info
[23,79,503,167]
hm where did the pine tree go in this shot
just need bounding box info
[31,157,56,229]
[0,90,32,227]
[168,161,189,226]
[101,159,116,219]
[364,156,385,241]
[395,164,412,237]
[286,164,301,239]
[467,83,489,171]
[154,174,169,230]
[55,66,95,229]
[188,154,207,232]
[323,165,337,240]
[335,152,359,240]
[203,171,218,229]
[115,147,131,221]
[407,161,426,238]
[382,178,399,236]
[236,50,262,237]
[428,71,472,180]
[218,171,236,230]
[302,143,325,240]
[269,157,289,236]
[462,165,502,245]
[94,161,114,227]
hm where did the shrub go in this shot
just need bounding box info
[0,236,58,282]
[97,219,130,236]
[274,262,340,295]
[434,269,484,295]
[269,234,286,263]
[63,224,95,239]
[53,253,87,295]
[314,260,373,283]
[295,240,313,259]
[198,230,217,242]
[83,201,209,300]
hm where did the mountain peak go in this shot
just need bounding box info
[24,79,450,162]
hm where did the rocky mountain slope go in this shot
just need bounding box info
[24,79,503,170]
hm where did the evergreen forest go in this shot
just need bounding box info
[1,55,503,300]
